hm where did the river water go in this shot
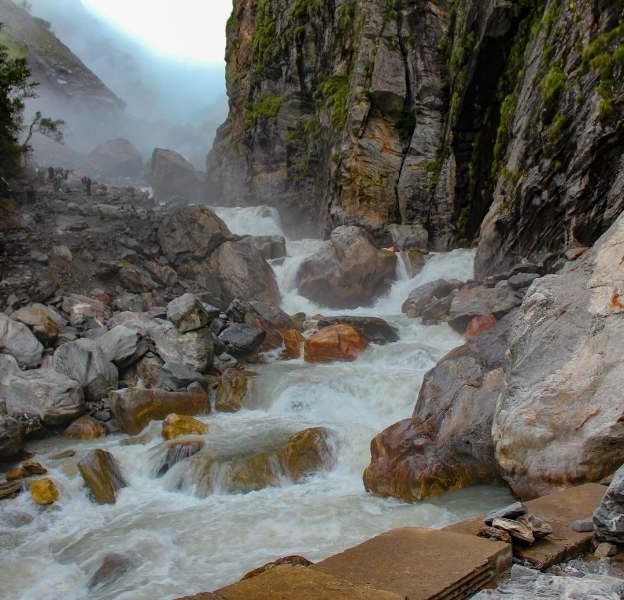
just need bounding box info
[0,206,513,599]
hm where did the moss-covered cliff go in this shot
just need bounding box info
[209,0,624,273]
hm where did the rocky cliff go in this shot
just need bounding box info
[209,0,624,270]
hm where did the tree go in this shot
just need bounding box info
[22,110,65,155]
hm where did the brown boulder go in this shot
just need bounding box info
[10,304,61,342]
[78,449,127,504]
[30,478,59,505]
[162,414,208,440]
[316,316,399,345]
[110,388,210,435]
[282,329,304,359]
[6,461,47,481]
[215,369,255,413]
[464,314,497,339]
[296,226,396,309]
[242,556,313,580]
[64,415,107,440]
[304,325,368,363]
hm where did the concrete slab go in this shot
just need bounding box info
[208,565,402,599]
[315,527,512,600]
[445,483,607,570]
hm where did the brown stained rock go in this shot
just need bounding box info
[278,427,337,482]
[478,526,512,544]
[241,556,313,580]
[304,324,368,364]
[161,414,208,440]
[110,388,210,435]
[243,301,292,351]
[0,480,23,500]
[6,460,47,481]
[401,248,427,278]
[49,449,76,460]
[30,478,59,505]
[10,304,60,342]
[316,316,399,345]
[64,415,107,440]
[78,449,127,504]
[465,314,497,339]
[282,329,304,359]
[215,369,255,413]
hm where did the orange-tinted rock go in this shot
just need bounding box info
[6,460,48,481]
[64,415,108,440]
[10,305,60,342]
[215,368,255,412]
[464,314,497,339]
[282,329,305,359]
[242,555,313,580]
[30,478,59,505]
[304,324,368,363]
[279,427,337,482]
[78,449,127,504]
[110,388,210,435]
[162,414,208,440]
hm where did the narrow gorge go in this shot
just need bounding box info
[1,1,624,599]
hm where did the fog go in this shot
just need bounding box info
[24,0,229,172]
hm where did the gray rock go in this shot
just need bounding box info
[88,138,144,179]
[53,339,118,402]
[0,313,43,367]
[161,361,207,390]
[401,279,461,319]
[594,464,624,544]
[507,272,540,290]
[595,543,619,558]
[61,294,111,328]
[246,235,287,260]
[1,368,84,426]
[387,224,429,250]
[150,148,207,206]
[166,293,211,333]
[96,326,148,368]
[296,226,397,309]
[485,502,528,526]
[0,414,24,457]
[150,323,214,374]
[219,323,265,358]
[88,551,138,590]
[570,518,594,533]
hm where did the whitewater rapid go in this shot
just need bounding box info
[0,206,513,599]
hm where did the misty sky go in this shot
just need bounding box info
[83,0,232,64]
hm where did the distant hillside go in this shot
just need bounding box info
[0,0,123,113]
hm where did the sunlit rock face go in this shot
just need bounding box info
[210,0,624,268]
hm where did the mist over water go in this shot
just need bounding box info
[0,206,513,599]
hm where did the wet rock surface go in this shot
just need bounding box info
[78,449,127,504]
[304,325,369,364]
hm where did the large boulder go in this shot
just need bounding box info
[304,324,368,363]
[150,323,214,373]
[78,449,127,504]
[88,138,144,179]
[401,279,461,319]
[208,239,281,306]
[0,313,43,367]
[1,367,85,426]
[242,301,292,350]
[364,316,513,501]
[246,235,287,260]
[218,323,265,358]
[157,205,231,267]
[166,293,213,333]
[150,148,207,205]
[296,226,397,308]
[317,316,399,345]
[493,213,624,499]
[110,388,210,435]
[0,414,23,457]
[53,339,118,402]
[594,464,624,543]
[96,326,148,368]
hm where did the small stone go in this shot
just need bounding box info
[477,526,512,544]
[30,478,59,505]
[485,501,528,525]
[0,480,22,500]
[6,461,47,481]
[491,517,535,544]
[49,449,76,460]
[523,513,553,539]
[161,414,208,440]
[570,518,594,533]
[78,449,127,505]
[595,542,619,558]
[64,416,107,440]
[465,314,497,339]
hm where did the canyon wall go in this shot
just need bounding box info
[209,0,624,273]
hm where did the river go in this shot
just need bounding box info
[0,206,513,599]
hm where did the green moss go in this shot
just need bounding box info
[546,113,568,143]
[246,94,284,124]
[540,65,565,109]
[316,74,350,129]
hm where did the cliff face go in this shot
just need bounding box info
[209,0,624,269]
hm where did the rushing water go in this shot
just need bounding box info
[0,206,514,599]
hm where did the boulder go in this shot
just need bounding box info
[401,279,461,319]
[110,388,210,435]
[30,478,59,506]
[316,316,399,345]
[364,315,513,501]
[492,214,624,499]
[167,293,212,333]
[118,265,161,294]
[150,148,207,205]
[149,322,214,374]
[10,304,62,343]
[208,239,281,306]
[1,368,85,426]
[0,313,43,367]
[214,368,255,413]
[465,314,497,339]
[246,235,287,260]
[53,339,118,402]
[161,414,208,440]
[282,329,305,359]
[157,205,231,266]
[96,326,148,368]
[64,415,107,440]
[387,223,429,250]
[594,464,624,543]
[401,248,427,278]
[161,361,208,390]
[78,449,127,505]
[296,226,397,308]
[0,414,23,457]
[61,294,111,328]
[448,284,522,334]
[243,302,292,350]
[219,323,265,358]
[88,138,144,179]
[304,324,368,363]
